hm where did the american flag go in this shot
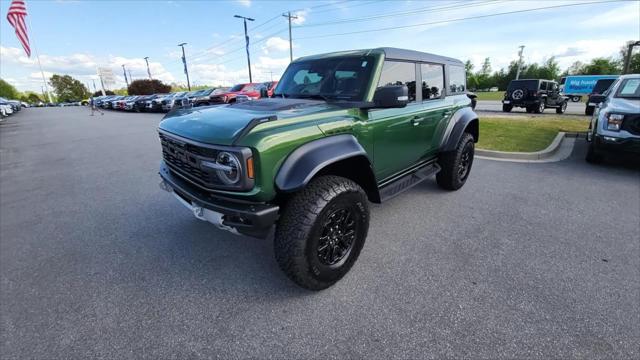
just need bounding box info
[6,0,30,57]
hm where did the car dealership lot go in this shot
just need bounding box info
[1,108,638,359]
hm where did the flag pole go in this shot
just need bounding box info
[26,14,52,103]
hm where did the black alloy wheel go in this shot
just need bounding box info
[317,207,357,266]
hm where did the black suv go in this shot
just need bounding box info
[502,79,568,114]
[585,78,617,116]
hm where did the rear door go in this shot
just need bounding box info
[547,81,561,105]
[417,62,450,153]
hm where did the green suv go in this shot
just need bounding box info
[158,48,479,290]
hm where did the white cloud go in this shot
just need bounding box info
[578,2,640,28]
[235,0,251,7]
[262,36,290,54]
[292,10,308,25]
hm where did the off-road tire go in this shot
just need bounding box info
[502,104,513,112]
[585,106,594,116]
[571,96,581,102]
[274,176,370,290]
[436,132,475,191]
[534,101,545,113]
[556,101,567,114]
[585,139,602,163]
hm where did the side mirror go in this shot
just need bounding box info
[259,87,269,99]
[373,85,409,108]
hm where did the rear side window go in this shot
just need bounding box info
[448,65,466,94]
[421,63,444,99]
[378,61,416,102]
[540,82,548,91]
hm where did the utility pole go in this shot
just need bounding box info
[515,45,525,80]
[178,42,191,90]
[234,14,255,83]
[144,57,152,79]
[623,40,640,74]
[283,12,298,62]
[98,73,106,96]
[92,79,97,92]
[128,69,133,82]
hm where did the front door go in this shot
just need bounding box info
[369,61,429,181]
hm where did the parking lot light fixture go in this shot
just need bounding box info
[234,15,255,83]
[144,57,152,79]
[178,43,191,91]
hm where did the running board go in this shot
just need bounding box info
[379,161,441,202]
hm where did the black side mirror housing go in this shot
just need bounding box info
[259,87,269,99]
[373,85,409,108]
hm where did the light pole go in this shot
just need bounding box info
[234,14,255,83]
[122,64,129,88]
[144,57,152,79]
[515,45,525,80]
[623,40,640,74]
[178,42,191,90]
[282,12,298,62]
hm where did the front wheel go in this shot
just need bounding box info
[437,132,475,191]
[585,139,603,163]
[275,176,370,290]
[585,106,594,116]
[502,104,513,112]
[534,101,545,113]
[556,101,567,114]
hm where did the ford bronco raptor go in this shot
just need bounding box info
[157,48,479,290]
[502,79,568,114]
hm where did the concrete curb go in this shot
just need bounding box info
[476,132,584,160]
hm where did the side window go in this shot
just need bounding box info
[448,65,466,94]
[421,63,444,100]
[378,61,416,102]
[549,82,558,91]
[540,81,548,91]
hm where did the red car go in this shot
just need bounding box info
[208,83,263,104]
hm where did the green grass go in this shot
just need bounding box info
[477,116,589,152]
[475,91,505,101]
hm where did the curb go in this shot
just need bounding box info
[476,132,584,160]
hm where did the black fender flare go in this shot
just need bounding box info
[440,107,479,152]
[275,134,372,193]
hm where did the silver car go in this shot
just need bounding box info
[586,74,640,163]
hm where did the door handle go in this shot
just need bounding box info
[410,116,423,126]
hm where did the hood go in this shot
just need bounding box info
[608,97,640,113]
[159,98,336,145]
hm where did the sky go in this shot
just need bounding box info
[0,0,638,93]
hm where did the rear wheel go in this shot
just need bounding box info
[571,96,581,102]
[502,104,513,112]
[437,132,475,191]
[275,176,370,290]
[556,101,567,114]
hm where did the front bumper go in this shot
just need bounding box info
[594,134,640,154]
[502,99,540,107]
[158,161,279,237]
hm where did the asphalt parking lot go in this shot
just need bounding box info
[1,107,638,359]
[476,100,586,116]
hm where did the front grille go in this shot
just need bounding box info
[622,114,640,136]
[159,132,222,188]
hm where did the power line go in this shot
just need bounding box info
[296,0,623,40]
[296,0,498,28]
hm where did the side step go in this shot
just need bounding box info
[379,161,441,202]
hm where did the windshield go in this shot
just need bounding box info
[592,79,616,94]
[507,80,539,90]
[229,84,245,92]
[274,56,375,101]
[615,78,640,99]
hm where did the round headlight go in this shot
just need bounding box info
[215,152,241,185]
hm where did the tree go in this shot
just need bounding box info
[538,57,560,80]
[92,90,115,97]
[0,78,19,99]
[128,79,171,95]
[475,57,494,90]
[580,57,621,75]
[49,74,90,102]
[26,92,43,103]
[620,40,640,73]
